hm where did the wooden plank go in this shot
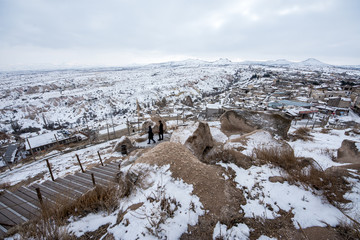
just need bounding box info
[65,175,95,188]
[85,170,114,182]
[42,181,78,200]
[96,165,119,174]
[0,211,16,228]
[50,180,85,196]
[100,163,118,169]
[74,172,109,186]
[0,195,34,220]
[106,162,121,168]
[44,180,82,197]
[0,203,26,225]
[12,188,41,209]
[78,171,112,185]
[90,167,118,177]
[4,190,39,213]
[0,225,7,237]
[55,178,90,193]
[20,186,56,206]
[27,184,61,203]
[30,183,71,203]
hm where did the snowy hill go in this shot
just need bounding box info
[298,58,330,66]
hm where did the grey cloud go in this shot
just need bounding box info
[0,0,359,69]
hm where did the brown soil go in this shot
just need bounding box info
[297,226,342,240]
[135,142,246,238]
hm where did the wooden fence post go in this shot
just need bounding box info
[45,159,55,181]
[76,154,85,173]
[106,124,110,141]
[97,151,104,166]
[54,134,60,147]
[91,173,96,186]
[35,187,43,205]
[127,118,130,135]
[26,138,36,161]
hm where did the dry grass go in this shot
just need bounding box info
[252,146,352,208]
[252,146,297,171]
[205,147,253,169]
[244,209,296,239]
[291,127,313,141]
[320,128,331,134]
[292,167,352,207]
[334,220,360,239]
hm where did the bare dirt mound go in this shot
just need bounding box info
[134,142,245,237]
[220,110,291,138]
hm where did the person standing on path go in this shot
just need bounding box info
[158,120,164,141]
[148,126,156,144]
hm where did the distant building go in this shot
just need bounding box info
[2,144,18,163]
[327,97,351,108]
[205,104,225,119]
[25,131,87,154]
[268,100,312,109]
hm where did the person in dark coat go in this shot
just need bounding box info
[158,120,164,141]
[148,126,156,144]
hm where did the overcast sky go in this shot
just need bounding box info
[0,0,359,70]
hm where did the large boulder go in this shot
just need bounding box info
[337,140,360,164]
[220,110,291,138]
[113,136,134,154]
[170,121,214,159]
[181,95,193,107]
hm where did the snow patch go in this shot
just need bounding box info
[220,163,344,229]
[213,221,250,240]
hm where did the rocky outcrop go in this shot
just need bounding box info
[181,95,193,107]
[220,110,291,138]
[337,140,360,164]
[170,121,214,159]
[113,136,134,154]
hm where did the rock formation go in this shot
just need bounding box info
[337,139,360,164]
[170,121,214,159]
[220,110,291,138]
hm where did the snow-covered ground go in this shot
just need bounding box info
[1,60,360,239]
[68,164,204,240]
[0,140,121,187]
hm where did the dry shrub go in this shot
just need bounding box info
[205,147,253,169]
[252,146,297,171]
[320,148,336,161]
[291,127,313,141]
[253,147,352,208]
[292,167,351,207]
[321,128,331,134]
[0,182,11,190]
[335,220,360,240]
[244,209,296,239]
